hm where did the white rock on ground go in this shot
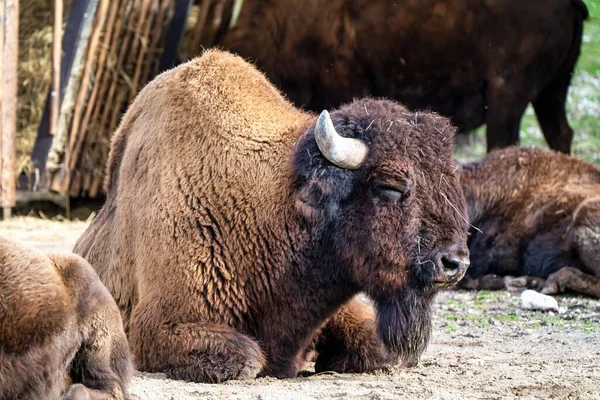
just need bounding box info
[518,290,559,312]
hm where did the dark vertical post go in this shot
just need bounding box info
[159,0,193,72]
[28,0,96,190]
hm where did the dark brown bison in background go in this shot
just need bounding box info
[460,147,600,298]
[211,0,588,153]
[74,50,470,383]
[0,238,132,400]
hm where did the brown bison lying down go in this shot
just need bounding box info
[219,0,588,153]
[460,147,600,298]
[74,50,470,383]
[0,238,132,400]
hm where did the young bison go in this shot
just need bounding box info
[74,50,470,383]
[460,147,600,298]
[0,238,132,400]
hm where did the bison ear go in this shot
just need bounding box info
[294,165,355,222]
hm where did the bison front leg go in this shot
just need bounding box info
[459,274,545,291]
[61,384,123,400]
[129,302,265,383]
[544,199,600,298]
[66,284,133,400]
[458,274,505,290]
[542,267,600,298]
[484,80,530,152]
[314,296,395,373]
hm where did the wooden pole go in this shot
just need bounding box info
[29,0,98,190]
[0,0,5,215]
[129,0,159,103]
[50,0,62,136]
[75,0,122,177]
[2,0,18,219]
[139,0,171,89]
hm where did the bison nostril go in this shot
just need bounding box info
[441,255,469,277]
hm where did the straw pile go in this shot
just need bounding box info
[17,0,72,176]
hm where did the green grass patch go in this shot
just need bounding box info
[528,320,543,329]
[446,322,459,333]
[441,313,458,321]
[580,0,600,75]
[445,299,463,309]
[473,291,501,306]
[496,314,519,324]
[579,319,600,334]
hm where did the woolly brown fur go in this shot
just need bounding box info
[0,238,132,400]
[219,0,588,153]
[460,146,600,297]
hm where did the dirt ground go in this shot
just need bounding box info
[1,217,599,400]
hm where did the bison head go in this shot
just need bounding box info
[293,99,469,366]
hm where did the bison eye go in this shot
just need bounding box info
[373,180,409,202]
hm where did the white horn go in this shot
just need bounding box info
[314,110,369,169]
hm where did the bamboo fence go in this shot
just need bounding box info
[42,0,175,197]
[16,0,239,199]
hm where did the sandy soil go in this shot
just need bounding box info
[1,218,598,400]
[130,290,600,400]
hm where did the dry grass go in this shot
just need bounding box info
[0,215,88,252]
[17,0,72,175]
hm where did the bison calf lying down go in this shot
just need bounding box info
[74,50,470,383]
[0,238,132,400]
[460,147,600,298]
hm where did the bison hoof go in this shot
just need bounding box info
[541,283,559,295]
[315,334,392,374]
[166,335,264,383]
[60,384,92,400]
[542,267,575,295]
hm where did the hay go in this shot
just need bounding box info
[16,0,72,176]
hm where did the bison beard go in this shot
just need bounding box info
[74,50,469,383]
[376,288,433,368]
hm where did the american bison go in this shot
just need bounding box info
[74,50,470,383]
[214,0,588,153]
[460,147,600,298]
[0,238,132,400]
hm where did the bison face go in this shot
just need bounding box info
[293,99,470,365]
[294,99,470,294]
